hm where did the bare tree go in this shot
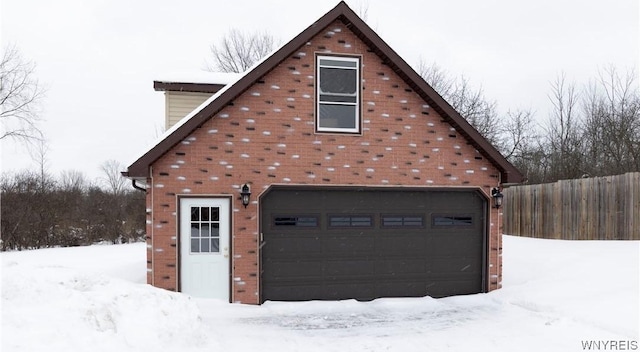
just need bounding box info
[59,170,87,192]
[582,66,640,175]
[100,159,128,196]
[417,60,455,98]
[545,73,584,180]
[0,44,45,142]
[207,28,277,73]
[29,138,50,190]
[418,60,501,146]
[500,109,537,159]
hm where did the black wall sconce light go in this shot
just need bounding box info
[491,187,504,209]
[240,183,251,208]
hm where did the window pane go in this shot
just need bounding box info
[319,59,357,67]
[211,223,219,236]
[383,217,403,227]
[383,215,424,228]
[330,217,351,227]
[200,238,210,253]
[201,223,210,237]
[433,215,473,227]
[319,104,357,129]
[211,207,219,221]
[274,216,319,227]
[190,207,199,221]
[201,207,210,221]
[191,238,200,253]
[404,217,424,226]
[435,217,452,226]
[211,238,220,253]
[274,217,297,226]
[329,215,372,227]
[351,217,372,227]
[297,217,318,227]
[320,67,356,94]
[191,223,200,238]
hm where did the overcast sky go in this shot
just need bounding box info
[2,0,638,180]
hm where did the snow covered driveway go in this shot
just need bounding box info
[2,236,638,352]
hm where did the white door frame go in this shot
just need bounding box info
[178,196,231,301]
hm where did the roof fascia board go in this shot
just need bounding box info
[153,81,226,93]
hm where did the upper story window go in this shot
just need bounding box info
[316,55,361,134]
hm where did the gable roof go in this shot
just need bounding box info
[125,1,524,184]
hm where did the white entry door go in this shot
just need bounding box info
[180,197,230,300]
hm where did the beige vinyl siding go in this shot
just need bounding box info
[165,91,212,129]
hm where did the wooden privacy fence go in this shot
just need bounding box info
[503,172,640,240]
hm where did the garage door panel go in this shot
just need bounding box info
[323,235,374,253]
[261,188,486,302]
[265,260,324,278]
[431,256,482,275]
[323,282,376,300]
[267,236,323,254]
[425,277,483,297]
[375,258,427,275]
[430,235,482,255]
[324,259,375,276]
[376,235,427,255]
[377,281,433,298]
[263,283,325,301]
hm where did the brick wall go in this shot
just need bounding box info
[146,20,503,304]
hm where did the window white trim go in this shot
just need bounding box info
[316,55,361,134]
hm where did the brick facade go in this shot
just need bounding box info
[144,20,504,304]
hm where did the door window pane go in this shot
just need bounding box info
[191,239,200,253]
[211,238,220,253]
[200,238,210,253]
[201,207,210,221]
[191,207,199,221]
[191,223,200,237]
[201,223,210,237]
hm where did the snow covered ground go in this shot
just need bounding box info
[2,236,638,352]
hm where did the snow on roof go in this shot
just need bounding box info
[128,39,295,171]
[154,70,242,85]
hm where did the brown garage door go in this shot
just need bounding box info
[260,187,487,302]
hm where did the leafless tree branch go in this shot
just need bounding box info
[0,44,45,143]
[206,28,277,73]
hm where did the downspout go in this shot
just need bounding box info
[496,173,502,291]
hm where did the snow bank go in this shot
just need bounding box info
[1,237,638,352]
[1,244,213,352]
